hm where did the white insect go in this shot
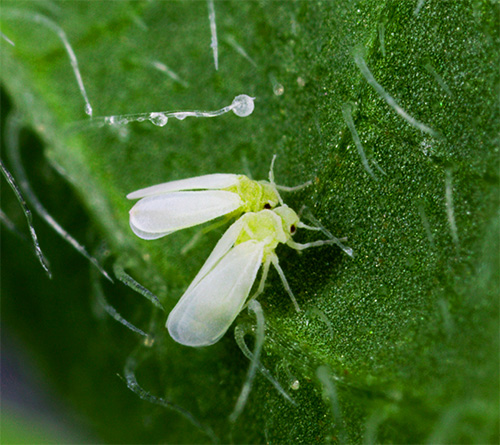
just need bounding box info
[127,157,307,240]
[167,205,346,347]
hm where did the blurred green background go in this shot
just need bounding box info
[1,1,499,443]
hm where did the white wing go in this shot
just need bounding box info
[167,240,264,347]
[183,217,246,293]
[129,190,243,239]
[127,174,240,199]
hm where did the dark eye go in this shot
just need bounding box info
[290,224,296,234]
[264,203,272,209]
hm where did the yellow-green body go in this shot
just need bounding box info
[234,206,300,263]
[225,176,280,214]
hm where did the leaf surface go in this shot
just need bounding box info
[1,1,498,443]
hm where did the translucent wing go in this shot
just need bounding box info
[183,217,246,293]
[129,190,243,239]
[167,240,264,347]
[127,174,240,199]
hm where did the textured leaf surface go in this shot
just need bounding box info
[1,1,498,443]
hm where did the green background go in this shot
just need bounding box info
[1,1,498,443]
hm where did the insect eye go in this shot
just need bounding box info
[290,224,296,234]
[263,203,272,209]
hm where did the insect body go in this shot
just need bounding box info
[127,173,281,240]
[166,205,338,347]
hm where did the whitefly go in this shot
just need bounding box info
[126,157,308,240]
[166,205,350,347]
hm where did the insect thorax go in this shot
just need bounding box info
[226,176,280,213]
[235,210,287,258]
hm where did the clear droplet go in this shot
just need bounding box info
[105,115,129,126]
[148,112,168,127]
[273,83,284,96]
[174,112,189,121]
[231,94,255,117]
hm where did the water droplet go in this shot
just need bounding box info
[174,112,189,121]
[148,112,168,127]
[231,94,255,117]
[273,83,284,96]
[85,103,93,117]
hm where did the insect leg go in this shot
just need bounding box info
[271,254,300,312]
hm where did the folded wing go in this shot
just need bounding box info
[183,217,246,293]
[167,240,264,347]
[127,174,240,199]
[129,190,243,239]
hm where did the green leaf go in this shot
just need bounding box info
[1,1,498,443]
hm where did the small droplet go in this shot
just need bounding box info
[174,112,189,121]
[105,115,129,126]
[85,103,93,117]
[269,74,284,96]
[231,94,255,117]
[148,112,168,127]
[273,83,284,96]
